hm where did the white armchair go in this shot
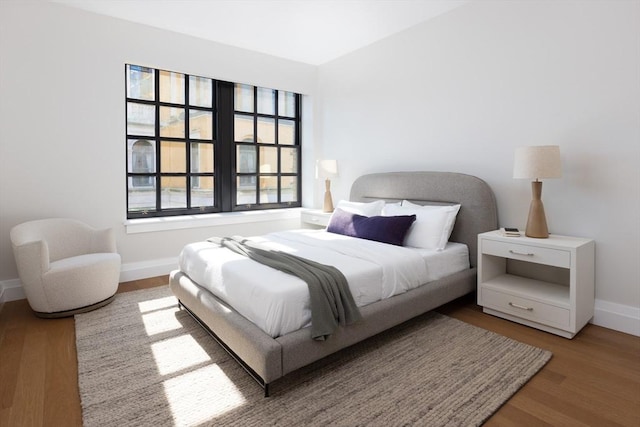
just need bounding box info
[10,218,121,318]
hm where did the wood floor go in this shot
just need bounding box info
[1,276,638,426]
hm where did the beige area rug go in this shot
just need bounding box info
[75,286,551,427]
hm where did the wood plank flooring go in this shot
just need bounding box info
[1,276,638,426]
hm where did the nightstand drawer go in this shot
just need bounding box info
[301,210,332,227]
[483,239,570,268]
[482,287,570,329]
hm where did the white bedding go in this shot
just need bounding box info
[178,229,469,338]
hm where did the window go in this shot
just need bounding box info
[233,84,300,208]
[125,65,301,219]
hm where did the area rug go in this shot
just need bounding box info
[75,286,551,427]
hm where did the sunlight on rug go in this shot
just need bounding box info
[139,296,183,336]
[76,287,250,426]
[163,364,247,425]
[151,334,211,375]
[140,295,248,424]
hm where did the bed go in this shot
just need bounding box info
[169,171,498,396]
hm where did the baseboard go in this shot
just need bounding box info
[119,257,178,283]
[0,278,26,303]
[0,257,178,304]
[592,299,640,337]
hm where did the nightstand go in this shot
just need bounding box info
[477,230,595,339]
[300,209,332,228]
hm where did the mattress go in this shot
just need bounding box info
[178,229,469,338]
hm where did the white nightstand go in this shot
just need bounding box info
[477,230,595,339]
[300,209,332,228]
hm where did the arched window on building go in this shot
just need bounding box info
[132,140,154,187]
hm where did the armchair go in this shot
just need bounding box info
[10,218,121,318]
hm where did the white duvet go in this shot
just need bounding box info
[178,229,469,338]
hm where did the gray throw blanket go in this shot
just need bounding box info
[208,236,362,341]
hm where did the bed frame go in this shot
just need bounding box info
[169,171,497,396]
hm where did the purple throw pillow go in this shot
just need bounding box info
[327,208,416,246]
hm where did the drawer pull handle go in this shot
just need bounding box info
[509,249,534,256]
[509,302,533,311]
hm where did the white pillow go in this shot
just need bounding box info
[384,201,461,250]
[334,199,385,217]
[381,201,401,216]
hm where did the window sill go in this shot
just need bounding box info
[124,208,304,234]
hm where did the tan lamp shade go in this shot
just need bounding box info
[316,159,338,213]
[513,145,562,238]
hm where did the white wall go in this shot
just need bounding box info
[317,1,639,318]
[0,1,317,282]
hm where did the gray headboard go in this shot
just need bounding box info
[349,171,498,268]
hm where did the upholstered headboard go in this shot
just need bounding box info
[349,171,498,268]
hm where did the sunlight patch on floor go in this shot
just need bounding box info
[139,296,182,336]
[164,364,247,426]
[151,334,211,375]
[142,307,183,336]
[137,293,247,424]
[138,296,178,313]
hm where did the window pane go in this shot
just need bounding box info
[160,141,186,173]
[257,87,275,115]
[130,175,155,188]
[160,106,185,138]
[126,65,154,101]
[191,176,214,207]
[237,145,256,173]
[257,117,275,144]
[281,176,298,202]
[259,176,278,203]
[237,176,256,205]
[161,176,186,209]
[127,102,155,136]
[128,182,156,211]
[278,119,295,145]
[281,147,298,173]
[189,110,213,140]
[189,76,212,108]
[278,91,295,117]
[159,71,185,104]
[259,146,277,174]
[234,114,254,142]
[128,139,156,173]
[234,84,254,113]
[191,143,214,173]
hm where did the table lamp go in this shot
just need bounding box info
[513,145,562,238]
[315,159,338,213]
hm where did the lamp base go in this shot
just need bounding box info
[323,191,334,213]
[322,178,334,213]
[525,181,549,238]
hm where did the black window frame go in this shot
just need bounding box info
[125,65,301,219]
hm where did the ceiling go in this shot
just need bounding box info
[51,0,468,65]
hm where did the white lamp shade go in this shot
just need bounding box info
[513,145,562,180]
[315,159,338,179]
